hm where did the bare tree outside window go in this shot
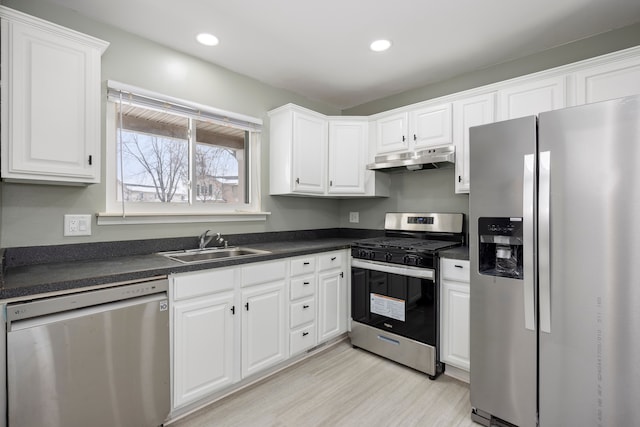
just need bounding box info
[119,132,188,202]
[195,143,239,203]
[115,103,247,206]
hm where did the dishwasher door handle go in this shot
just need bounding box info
[6,277,168,323]
[8,293,168,332]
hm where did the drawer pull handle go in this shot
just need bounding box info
[302,332,309,337]
[331,257,337,261]
[303,305,310,309]
[303,262,310,265]
[455,265,464,268]
[303,281,310,285]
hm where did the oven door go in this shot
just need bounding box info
[351,258,436,346]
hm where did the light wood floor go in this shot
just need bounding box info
[171,340,479,427]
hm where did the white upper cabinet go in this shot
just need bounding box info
[328,120,367,194]
[375,111,409,154]
[0,6,109,185]
[575,55,640,104]
[498,75,566,120]
[375,102,453,155]
[453,93,496,194]
[269,104,388,197]
[269,105,327,195]
[410,103,453,149]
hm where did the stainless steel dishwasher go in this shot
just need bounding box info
[6,277,170,427]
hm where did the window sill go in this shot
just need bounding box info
[96,211,270,225]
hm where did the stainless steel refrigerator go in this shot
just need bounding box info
[469,95,640,427]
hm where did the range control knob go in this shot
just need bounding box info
[385,252,393,262]
[403,254,420,266]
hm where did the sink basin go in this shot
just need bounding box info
[159,247,271,264]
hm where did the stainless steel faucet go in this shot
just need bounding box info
[198,230,227,250]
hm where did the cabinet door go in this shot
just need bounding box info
[440,280,470,371]
[498,76,566,120]
[173,291,237,408]
[292,112,327,194]
[241,281,287,378]
[318,271,347,342]
[410,103,453,149]
[1,17,104,184]
[328,120,367,194]
[376,112,409,154]
[575,57,640,104]
[453,93,496,193]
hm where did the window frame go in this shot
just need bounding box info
[98,81,268,225]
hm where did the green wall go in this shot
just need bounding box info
[343,22,640,116]
[2,0,640,248]
[1,0,343,248]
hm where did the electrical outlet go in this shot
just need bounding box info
[349,212,359,223]
[64,214,92,236]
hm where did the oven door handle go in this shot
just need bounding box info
[351,258,435,280]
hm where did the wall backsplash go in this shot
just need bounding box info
[338,168,469,230]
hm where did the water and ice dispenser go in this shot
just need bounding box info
[478,217,524,279]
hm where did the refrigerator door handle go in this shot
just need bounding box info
[523,154,536,331]
[539,150,552,333]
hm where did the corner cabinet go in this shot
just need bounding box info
[0,6,109,184]
[440,258,470,383]
[328,120,367,194]
[269,104,389,197]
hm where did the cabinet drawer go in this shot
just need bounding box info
[290,276,315,300]
[172,268,237,301]
[290,324,316,356]
[242,260,286,286]
[441,258,470,283]
[290,257,316,276]
[318,251,343,271]
[290,298,315,328]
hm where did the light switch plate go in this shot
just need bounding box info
[64,214,92,236]
[349,212,359,223]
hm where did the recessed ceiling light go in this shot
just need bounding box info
[196,33,219,46]
[370,39,391,52]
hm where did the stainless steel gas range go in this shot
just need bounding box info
[349,212,465,379]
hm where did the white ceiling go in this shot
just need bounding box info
[43,0,640,109]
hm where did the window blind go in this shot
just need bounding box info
[106,80,262,132]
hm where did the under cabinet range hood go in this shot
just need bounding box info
[366,145,455,172]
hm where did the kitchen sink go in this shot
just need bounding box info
[159,247,271,264]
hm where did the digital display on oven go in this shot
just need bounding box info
[407,216,434,224]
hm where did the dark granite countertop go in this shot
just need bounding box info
[439,246,469,261]
[0,237,358,300]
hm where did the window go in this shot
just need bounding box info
[101,81,265,224]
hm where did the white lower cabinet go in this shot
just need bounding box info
[288,255,318,356]
[171,268,239,409]
[241,279,287,378]
[170,250,349,413]
[317,251,348,343]
[440,258,470,382]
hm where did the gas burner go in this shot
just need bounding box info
[351,213,465,267]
